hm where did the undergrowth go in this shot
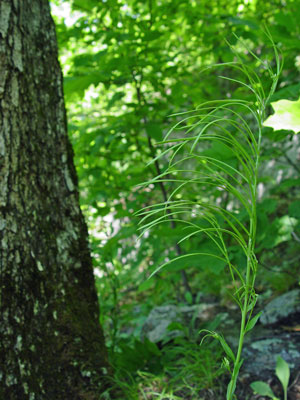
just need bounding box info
[107,337,224,399]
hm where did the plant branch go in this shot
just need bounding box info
[133,72,193,297]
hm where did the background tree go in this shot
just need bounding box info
[0,1,111,399]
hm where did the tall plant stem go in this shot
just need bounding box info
[227,219,256,399]
[136,27,282,400]
[227,114,261,400]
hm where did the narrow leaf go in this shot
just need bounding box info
[218,335,235,362]
[245,311,262,333]
[275,356,290,392]
[246,294,258,312]
[148,252,227,279]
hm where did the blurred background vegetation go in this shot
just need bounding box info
[51,1,299,398]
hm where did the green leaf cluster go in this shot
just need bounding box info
[51,1,300,397]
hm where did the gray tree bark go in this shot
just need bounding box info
[0,1,112,399]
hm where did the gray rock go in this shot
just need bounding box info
[242,332,300,380]
[141,305,182,343]
[141,303,217,343]
[260,289,300,325]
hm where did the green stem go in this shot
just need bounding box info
[227,237,253,400]
[227,115,261,400]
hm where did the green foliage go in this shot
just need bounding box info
[251,356,290,400]
[51,0,300,398]
[276,356,290,400]
[111,336,223,400]
[138,32,282,399]
[250,381,279,399]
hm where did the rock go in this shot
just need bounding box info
[260,289,300,326]
[141,305,181,343]
[242,289,300,380]
[242,332,300,380]
[141,303,217,343]
[180,304,217,323]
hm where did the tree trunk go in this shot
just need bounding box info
[0,1,111,399]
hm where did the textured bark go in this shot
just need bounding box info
[0,1,111,399]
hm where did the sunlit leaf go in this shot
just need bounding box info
[264,97,300,134]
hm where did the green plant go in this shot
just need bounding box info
[138,31,282,400]
[250,356,290,400]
